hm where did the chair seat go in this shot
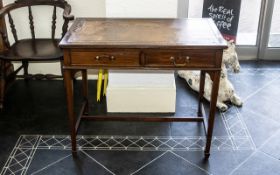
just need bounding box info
[0,39,63,61]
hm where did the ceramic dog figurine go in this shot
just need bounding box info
[178,41,242,112]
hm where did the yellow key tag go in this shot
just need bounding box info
[97,69,103,102]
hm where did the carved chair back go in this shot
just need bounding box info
[0,0,74,109]
[0,0,74,49]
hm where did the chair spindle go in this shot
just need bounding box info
[28,6,35,39]
[7,12,18,42]
[62,19,69,38]
[51,5,56,39]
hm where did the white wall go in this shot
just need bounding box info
[106,0,177,18]
[3,0,105,76]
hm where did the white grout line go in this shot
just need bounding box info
[237,106,280,149]
[243,76,280,102]
[130,151,168,175]
[243,107,280,125]
[258,129,280,151]
[229,130,280,175]
[221,106,257,151]
[170,151,212,175]
[16,135,255,151]
[221,111,238,150]
[234,107,257,150]
[260,151,280,162]
[229,151,257,175]
[30,154,72,175]
[22,136,42,175]
[8,157,28,168]
[0,129,256,174]
[0,136,23,175]
[81,150,116,175]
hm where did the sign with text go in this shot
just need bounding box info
[202,0,241,42]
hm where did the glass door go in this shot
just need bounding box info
[261,0,280,60]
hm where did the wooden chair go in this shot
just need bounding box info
[0,0,74,109]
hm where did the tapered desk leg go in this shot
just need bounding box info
[204,71,221,159]
[64,69,77,156]
[198,71,206,116]
[81,69,89,115]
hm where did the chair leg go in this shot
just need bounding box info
[22,61,29,81]
[0,60,6,109]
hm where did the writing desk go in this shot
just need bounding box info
[59,18,227,158]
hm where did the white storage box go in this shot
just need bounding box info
[106,70,176,113]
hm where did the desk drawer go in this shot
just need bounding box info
[143,50,217,68]
[70,50,140,67]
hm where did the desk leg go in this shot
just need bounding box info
[204,70,221,159]
[81,69,89,115]
[198,71,206,116]
[64,69,77,156]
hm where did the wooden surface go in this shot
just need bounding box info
[60,18,227,48]
[60,18,226,158]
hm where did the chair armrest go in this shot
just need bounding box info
[63,14,74,21]
[0,4,12,18]
[63,3,74,21]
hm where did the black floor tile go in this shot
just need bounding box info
[27,151,113,175]
[79,121,171,136]
[240,90,280,124]
[239,109,280,148]
[263,77,280,96]
[26,150,71,174]
[231,151,280,175]
[83,150,164,175]
[176,76,201,106]
[228,70,279,100]
[175,150,253,175]
[170,122,205,136]
[260,130,280,160]
[134,122,171,136]
[0,135,19,171]
[79,121,138,136]
[248,77,280,102]
[133,151,209,175]
[171,107,227,136]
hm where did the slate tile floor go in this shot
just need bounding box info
[0,61,280,175]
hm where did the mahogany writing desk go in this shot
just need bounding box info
[59,18,227,158]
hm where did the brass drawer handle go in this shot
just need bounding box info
[170,56,190,66]
[95,55,116,61]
